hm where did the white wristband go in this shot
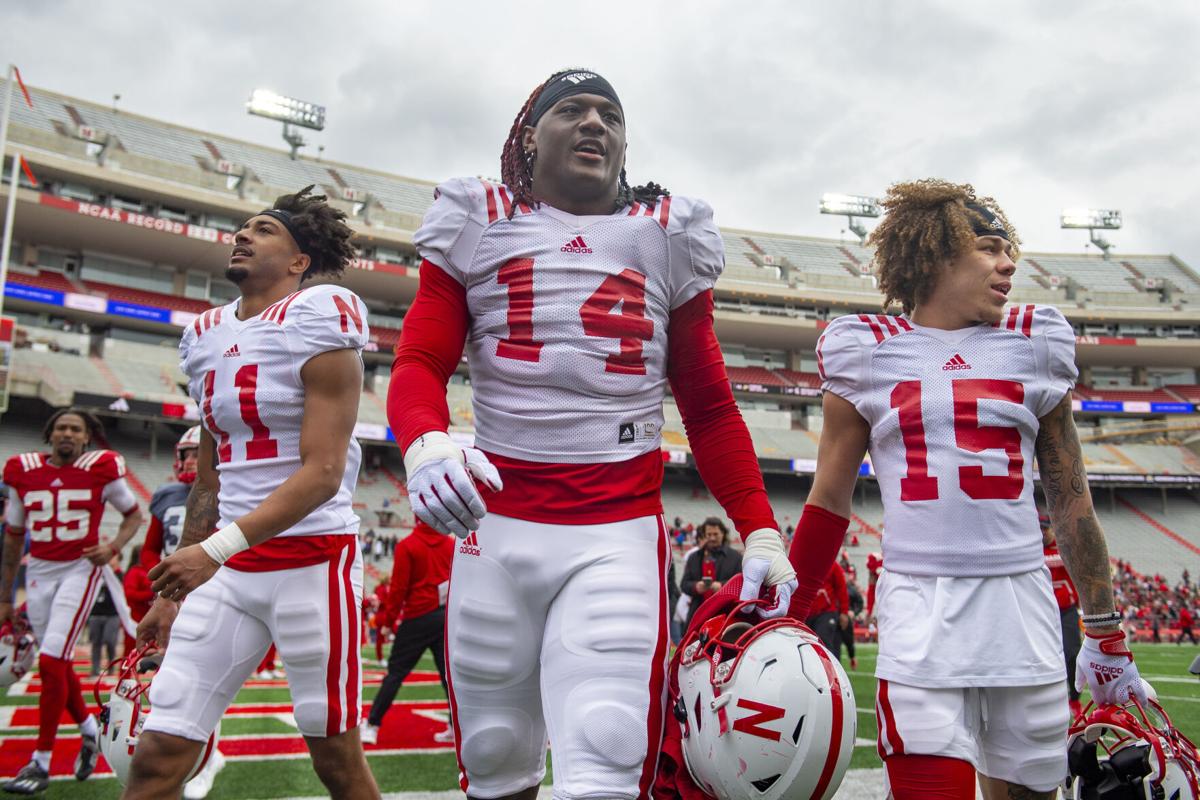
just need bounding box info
[199,522,250,564]
[403,430,462,475]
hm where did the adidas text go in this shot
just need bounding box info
[459,532,481,557]
[561,236,593,254]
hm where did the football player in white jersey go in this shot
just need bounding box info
[786,179,1150,800]
[388,69,797,800]
[120,187,380,800]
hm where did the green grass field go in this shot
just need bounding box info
[3,643,1197,798]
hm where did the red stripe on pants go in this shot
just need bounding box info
[325,549,347,737]
[635,517,671,799]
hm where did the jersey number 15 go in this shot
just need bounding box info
[891,378,1025,502]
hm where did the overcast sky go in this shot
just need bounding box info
[4,1,1199,266]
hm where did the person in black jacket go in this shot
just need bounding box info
[681,517,742,627]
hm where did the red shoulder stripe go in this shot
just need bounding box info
[658,196,671,229]
[497,186,513,218]
[895,317,913,331]
[275,290,304,323]
[815,334,827,381]
[1021,304,1035,337]
[1004,305,1019,331]
[480,180,498,224]
[628,201,641,216]
[875,314,900,337]
[858,314,885,344]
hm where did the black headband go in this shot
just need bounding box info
[965,202,1010,241]
[529,70,622,126]
[254,209,316,262]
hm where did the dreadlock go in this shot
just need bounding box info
[271,185,358,281]
[500,70,669,219]
[42,407,106,447]
[868,179,1020,314]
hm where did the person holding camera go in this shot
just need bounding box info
[681,517,742,627]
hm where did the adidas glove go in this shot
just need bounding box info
[404,432,503,539]
[738,529,798,619]
[1075,630,1153,706]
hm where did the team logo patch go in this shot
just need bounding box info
[561,235,593,254]
[223,344,241,358]
[942,354,971,371]
[459,531,481,557]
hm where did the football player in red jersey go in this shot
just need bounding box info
[1,408,145,794]
[787,180,1148,800]
[120,187,380,800]
[388,69,795,800]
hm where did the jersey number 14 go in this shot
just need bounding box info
[496,259,654,375]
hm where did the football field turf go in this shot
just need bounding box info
[2,643,1196,799]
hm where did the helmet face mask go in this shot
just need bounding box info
[1064,698,1200,800]
[97,645,218,785]
[673,602,857,800]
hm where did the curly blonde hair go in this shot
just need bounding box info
[868,179,1020,314]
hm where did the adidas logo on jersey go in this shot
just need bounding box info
[50,478,63,488]
[459,531,481,557]
[942,354,971,371]
[223,344,241,358]
[561,236,593,254]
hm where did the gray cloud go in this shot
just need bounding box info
[3,0,1197,265]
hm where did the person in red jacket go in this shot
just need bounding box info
[804,561,850,663]
[360,522,453,745]
[122,546,154,656]
[1178,605,1197,645]
[1043,517,1082,719]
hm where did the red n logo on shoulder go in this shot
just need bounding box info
[732,698,785,741]
[333,295,363,335]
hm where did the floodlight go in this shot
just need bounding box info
[820,193,881,218]
[1060,207,1121,259]
[820,192,881,245]
[246,89,325,130]
[1060,208,1121,230]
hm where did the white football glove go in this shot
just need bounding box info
[1075,630,1153,706]
[404,431,502,539]
[738,529,797,619]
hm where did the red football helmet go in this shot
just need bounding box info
[96,644,218,785]
[173,426,201,484]
[1064,697,1199,800]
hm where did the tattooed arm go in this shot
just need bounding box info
[136,428,219,649]
[1035,395,1117,631]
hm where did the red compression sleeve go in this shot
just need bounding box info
[667,291,777,534]
[787,504,850,619]
[388,260,469,451]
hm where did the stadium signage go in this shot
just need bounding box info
[37,193,409,276]
[731,381,821,398]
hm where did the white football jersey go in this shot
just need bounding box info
[414,178,724,463]
[818,304,1078,577]
[179,283,369,538]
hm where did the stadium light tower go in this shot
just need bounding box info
[246,89,325,160]
[820,193,881,245]
[1061,207,1121,260]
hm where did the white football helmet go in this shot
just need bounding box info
[1064,698,1199,800]
[173,425,202,484]
[97,646,218,785]
[674,602,856,799]
[0,615,37,689]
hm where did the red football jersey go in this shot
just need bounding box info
[3,450,128,561]
[1042,543,1078,610]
